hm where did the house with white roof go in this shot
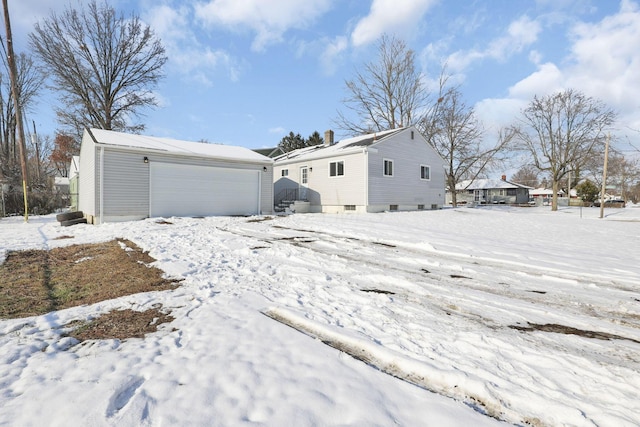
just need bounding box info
[78,128,273,223]
[447,176,531,205]
[273,126,446,213]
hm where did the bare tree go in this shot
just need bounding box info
[0,54,42,177]
[606,154,640,201]
[514,89,616,211]
[335,34,427,134]
[29,0,167,139]
[511,164,540,187]
[420,85,513,207]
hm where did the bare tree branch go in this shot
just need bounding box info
[335,34,428,135]
[29,0,167,139]
[513,89,616,211]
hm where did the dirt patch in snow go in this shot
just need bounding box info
[67,305,175,342]
[509,322,640,344]
[0,239,180,340]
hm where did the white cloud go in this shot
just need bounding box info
[143,4,245,86]
[351,0,437,47]
[320,36,349,75]
[565,0,640,110]
[194,0,333,52]
[476,1,640,152]
[447,15,541,73]
[508,62,564,99]
[269,126,286,134]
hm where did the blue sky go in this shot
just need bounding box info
[7,0,640,161]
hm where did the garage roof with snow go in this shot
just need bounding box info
[88,128,271,164]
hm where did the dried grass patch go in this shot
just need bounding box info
[67,306,175,342]
[0,238,180,320]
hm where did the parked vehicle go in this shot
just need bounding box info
[593,199,626,208]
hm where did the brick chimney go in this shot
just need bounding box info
[324,129,334,146]
[501,174,507,181]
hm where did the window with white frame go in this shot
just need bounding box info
[329,160,344,177]
[420,165,430,180]
[383,159,394,177]
[281,169,288,177]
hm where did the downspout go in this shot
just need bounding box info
[99,146,104,224]
[258,167,263,215]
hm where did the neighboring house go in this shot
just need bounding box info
[78,128,273,224]
[273,126,446,213]
[253,147,285,158]
[448,176,531,205]
[53,176,70,195]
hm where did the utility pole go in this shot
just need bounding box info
[2,0,29,221]
[599,134,610,219]
[32,120,41,182]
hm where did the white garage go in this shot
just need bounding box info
[150,163,260,217]
[78,128,273,224]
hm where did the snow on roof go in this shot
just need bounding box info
[274,128,405,163]
[54,176,69,186]
[530,187,563,196]
[456,179,532,190]
[87,128,272,164]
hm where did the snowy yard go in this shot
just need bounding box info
[1,205,639,426]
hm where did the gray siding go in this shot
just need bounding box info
[368,130,446,208]
[103,150,149,218]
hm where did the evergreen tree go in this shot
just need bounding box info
[306,131,324,147]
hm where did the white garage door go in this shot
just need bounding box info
[150,162,260,217]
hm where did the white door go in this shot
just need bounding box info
[150,162,260,217]
[299,166,308,200]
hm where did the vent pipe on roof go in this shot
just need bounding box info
[324,129,334,146]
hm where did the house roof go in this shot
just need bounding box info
[273,127,405,163]
[253,147,285,158]
[456,178,532,191]
[87,128,272,164]
[530,187,565,196]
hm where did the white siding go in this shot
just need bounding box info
[274,151,366,211]
[368,130,445,210]
[150,163,260,217]
[308,152,366,206]
[78,133,96,218]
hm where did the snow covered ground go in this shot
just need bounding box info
[1,205,639,426]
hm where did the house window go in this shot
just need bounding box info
[383,159,394,177]
[281,169,288,177]
[418,204,425,210]
[507,189,517,196]
[389,204,398,211]
[420,165,431,180]
[344,205,356,211]
[329,161,344,177]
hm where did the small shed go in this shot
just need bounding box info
[78,128,273,223]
